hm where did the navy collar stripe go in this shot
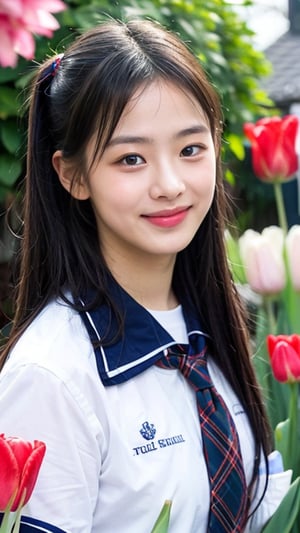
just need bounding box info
[0,513,68,533]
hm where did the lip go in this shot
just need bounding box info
[142,206,191,228]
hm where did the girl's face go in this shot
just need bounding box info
[59,81,216,269]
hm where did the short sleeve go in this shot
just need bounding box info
[0,363,102,533]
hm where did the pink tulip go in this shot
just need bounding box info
[239,227,285,294]
[267,334,300,383]
[286,225,300,291]
[0,434,46,512]
[244,116,299,183]
[0,0,66,68]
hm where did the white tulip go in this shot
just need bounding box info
[239,227,286,294]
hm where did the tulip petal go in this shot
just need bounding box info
[6,437,34,472]
[290,334,300,354]
[0,436,20,511]
[267,334,278,356]
[11,440,46,511]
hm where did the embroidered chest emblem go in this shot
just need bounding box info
[140,421,156,440]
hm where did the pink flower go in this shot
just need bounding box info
[239,226,286,295]
[0,0,66,68]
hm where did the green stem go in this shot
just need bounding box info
[0,509,15,533]
[11,489,26,533]
[0,490,18,533]
[288,382,299,478]
[265,296,277,335]
[273,181,288,235]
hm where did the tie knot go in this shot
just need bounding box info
[157,345,212,391]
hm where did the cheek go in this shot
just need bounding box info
[91,185,137,220]
[194,161,216,196]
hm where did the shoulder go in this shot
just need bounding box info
[0,299,105,441]
[2,298,94,376]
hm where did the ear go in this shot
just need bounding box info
[52,150,90,200]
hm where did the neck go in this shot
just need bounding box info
[104,250,178,310]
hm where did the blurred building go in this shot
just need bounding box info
[261,0,300,226]
[261,0,300,113]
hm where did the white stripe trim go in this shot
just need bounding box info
[20,524,58,533]
[84,309,209,379]
[82,309,109,374]
[188,329,210,338]
[105,341,177,378]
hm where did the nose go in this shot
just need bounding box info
[149,160,186,200]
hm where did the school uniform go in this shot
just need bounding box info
[0,281,291,532]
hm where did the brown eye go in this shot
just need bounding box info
[180,145,201,157]
[122,154,145,166]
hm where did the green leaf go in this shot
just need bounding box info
[0,154,22,187]
[252,307,290,430]
[225,231,246,284]
[0,120,23,154]
[0,87,19,119]
[150,500,172,533]
[224,168,235,186]
[226,133,245,161]
[261,477,300,533]
[275,419,290,464]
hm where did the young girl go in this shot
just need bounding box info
[0,19,291,533]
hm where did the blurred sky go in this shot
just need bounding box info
[234,0,289,49]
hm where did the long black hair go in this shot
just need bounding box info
[1,18,272,495]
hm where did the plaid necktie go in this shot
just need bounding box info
[157,342,248,532]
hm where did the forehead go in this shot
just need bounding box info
[112,80,210,136]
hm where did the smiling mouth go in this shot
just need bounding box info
[142,207,191,228]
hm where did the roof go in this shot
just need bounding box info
[261,31,300,107]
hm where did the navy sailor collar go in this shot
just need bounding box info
[78,278,209,386]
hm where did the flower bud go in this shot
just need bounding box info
[239,227,285,294]
[243,115,299,183]
[0,434,46,512]
[267,334,300,383]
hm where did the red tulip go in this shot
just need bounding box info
[244,116,299,182]
[0,434,46,512]
[267,334,300,383]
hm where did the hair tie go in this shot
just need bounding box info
[51,53,64,77]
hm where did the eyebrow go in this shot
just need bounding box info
[107,124,210,147]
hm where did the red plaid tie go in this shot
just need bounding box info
[157,343,249,532]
